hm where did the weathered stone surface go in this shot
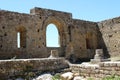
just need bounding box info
[0,58,68,79]
[0,7,120,60]
[0,6,120,80]
[98,17,120,58]
[34,74,53,80]
[61,72,74,80]
[49,50,59,58]
[71,62,120,79]
[0,7,99,60]
[94,49,104,59]
[15,78,24,80]
[73,76,85,80]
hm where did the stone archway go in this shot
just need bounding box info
[42,16,68,56]
[42,16,68,48]
[46,23,60,47]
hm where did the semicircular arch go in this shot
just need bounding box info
[42,16,68,47]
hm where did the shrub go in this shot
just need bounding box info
[102,75,120,80]
[52,73,61,80]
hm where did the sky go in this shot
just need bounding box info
[46,24,60,47]
[0,0,120,21]
[1,0,120,47]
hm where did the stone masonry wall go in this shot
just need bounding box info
[98,17,120,57]
[1,7,119,60]
[0,10,48,59]
[69,19,98,59]
[0,7,99,60]
[71,62,120,79]
[0,58,68,79]
[0,8,72,59]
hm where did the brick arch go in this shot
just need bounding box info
[42,16,68,47]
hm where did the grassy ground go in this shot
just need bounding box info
[102,75,120,80]
[52,75,120,80]
[88,75,120,80]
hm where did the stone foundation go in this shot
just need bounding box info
[70,62,120,79]
[0,58,68,79]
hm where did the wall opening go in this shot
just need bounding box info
[46,24,60,47]
[17,27,26,48]
[17,32,20,48]
[86,33,93,49]
[86,38,91,49]
[68,26,71,42]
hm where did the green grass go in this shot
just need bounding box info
[87,75,120,80]
[52,73,61,80]
[52,73,120,80]
[102,75,120,80]
[87,77,94,80]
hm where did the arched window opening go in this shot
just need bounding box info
[17,27,26,48]
[46,24,60,47]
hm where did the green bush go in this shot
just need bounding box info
[102,75,120,80]
[87,77,94,80]
[87,75,120,80]
[52,73,61,80]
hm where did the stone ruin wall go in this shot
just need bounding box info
[0,7,72,59]
[0,7,99,60]
[0,9,48,59]
[0,58,68,80]
[71,19,98,59]
[71,62,120,79]
[0,7,120,60]
[98,17,120,58]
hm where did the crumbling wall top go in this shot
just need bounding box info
[30,7,72,18]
